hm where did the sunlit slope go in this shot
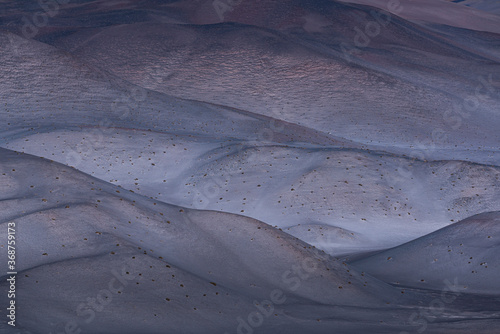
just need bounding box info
[4,129,499,255]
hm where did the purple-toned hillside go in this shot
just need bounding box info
[0,1,499,333]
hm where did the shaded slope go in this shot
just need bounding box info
[340,0,500,34]
[351,211,500,294]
